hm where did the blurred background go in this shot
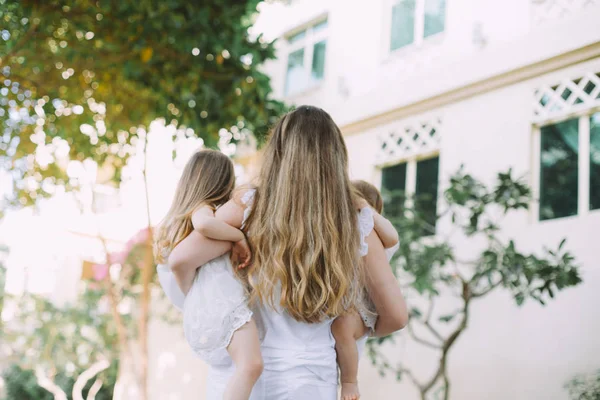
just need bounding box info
[0,0,599,399]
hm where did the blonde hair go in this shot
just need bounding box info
[154,149,235,263]
[244,106,362,323]
[353,180,383,214]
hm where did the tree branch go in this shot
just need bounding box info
[472,280,502,298]
[86,378,104,400]
[138,133,154,400]
[421,297,444,343]
[407,321,442,349]
[0,20,40,65]
[35,367,68,400]
[73,359,110,400]
[398,365,424,391]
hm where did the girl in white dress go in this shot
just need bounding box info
[169,106,409,399]
[154,149,262,400]
[332,180,401,400]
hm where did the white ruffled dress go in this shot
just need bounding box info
[157,249,252,365]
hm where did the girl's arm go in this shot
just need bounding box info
[373,212,399,249]
[214,195,246,229]
[363,230,408,337]
[168,231,231,294]
[192,206,245,242]
[168,190,249,295]
[214,191,251,267]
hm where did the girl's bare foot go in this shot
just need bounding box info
[341,382,360,400]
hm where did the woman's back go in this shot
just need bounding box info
[204,186,375,399]
[205,107,407,399]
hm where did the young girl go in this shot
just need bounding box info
[332,180,400,400]
[154,149,262,400]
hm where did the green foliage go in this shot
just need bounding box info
[387,168,581,303]
[2,287,119,395]
[565,370,600,400]
[2,363,117,400]
[370,168,582,400]
[2,365,55,400]
[0,0,286,207]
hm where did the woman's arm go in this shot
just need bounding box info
[363,230,408,337]
[192,206,245,242]
[168,231,231,294]
[373,212,399,249]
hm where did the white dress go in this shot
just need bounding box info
[206,190,376,399]
[157,254,252,365]
[156,190,377,399]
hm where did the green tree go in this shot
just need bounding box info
[368,168,583,400]
[0,0,285,207]
[1,2,286,399]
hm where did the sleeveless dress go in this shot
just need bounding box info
[156,253,253,365]
[205,189,376,399]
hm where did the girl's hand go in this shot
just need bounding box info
[232,238,251,269]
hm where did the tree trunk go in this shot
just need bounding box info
[138,135,153,400]
[86,378,104,400]
[35,368,68,400]
[72,360,110,400]
[99,238,142,400]
[138,232,153,400]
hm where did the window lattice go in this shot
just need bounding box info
[377,118,442,163]
[531,0,599,25]
[533,71,600,123]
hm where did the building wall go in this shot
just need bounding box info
[258,0,600,128]
[345,56,600,399]
[253,1,600,398]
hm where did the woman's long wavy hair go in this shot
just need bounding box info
[154,149,235,263]
[244,106,362,323]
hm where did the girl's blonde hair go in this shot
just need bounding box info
[154,149,235,263]
[244,106,362,323]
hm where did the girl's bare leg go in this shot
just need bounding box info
[332,313,369,400]
[223,319,263,400]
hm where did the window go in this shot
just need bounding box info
[381,155,440,235]
[382,163,407,218]
[539,119,579,220]
[284,19,328,96]
[537,111,600,221]
[390,0,446,52]
[415,156,439,230]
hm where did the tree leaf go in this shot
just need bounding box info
[515,293,525,306]
[438,314,456,323]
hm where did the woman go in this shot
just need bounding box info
[169,106,408,399]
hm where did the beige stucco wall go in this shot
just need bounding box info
[345,57,600,399]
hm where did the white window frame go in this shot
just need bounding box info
[383,0,447,57]
[531,108,600,222]
[283,17,328,97]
